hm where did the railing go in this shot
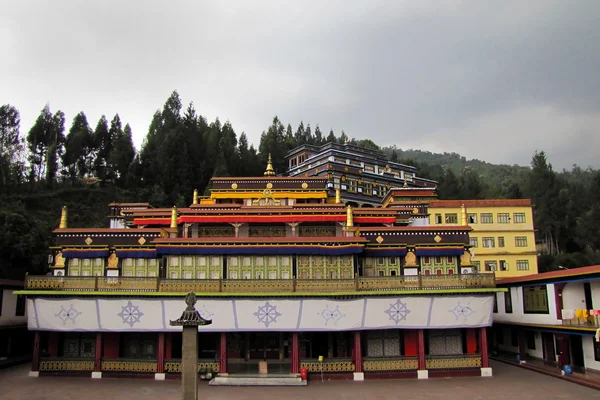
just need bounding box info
[39,357,95,372]
[300,358,354,372]
[164,359,220,373]
[425,354,481,369]
[25,274,495,293]
[561,317,600,328]
[362,356,418,371]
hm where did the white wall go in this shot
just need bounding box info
[494,285,560,326]
[0,289,27,326]
[526,331,544,359]
[562,282,587,310]
[583,336,600,372]
[590,281,600,309]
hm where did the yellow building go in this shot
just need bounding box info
[428,199,538,278]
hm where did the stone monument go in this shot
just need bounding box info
[170,292,212,400]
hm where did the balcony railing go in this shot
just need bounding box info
[561,317,600,328]
[25,274,495,293]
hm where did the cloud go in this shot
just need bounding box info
[1,0,599,169]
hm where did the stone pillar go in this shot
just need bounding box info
[353,331,364,381]
[156,332,166,380]
[29,331,40,377]
[291,332,299,374]
[92,332,103,378]
[182,326,198,400]
[480,327,492,377]
[417,329,428,379]
[219,332,227,375]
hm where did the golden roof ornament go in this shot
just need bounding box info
[170,206,178,228]
[335,188,341,204]
[264,153,275,176]
[461,203,467,226]
[403,180,408,188]
[193,189,198,205]
[59,206,68,229]
[346,204,354,227]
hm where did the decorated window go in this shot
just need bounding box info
[484,261,497,271]
[498,237,505,247]
[445,213,458,224]
[467,213,477,224]
[482,237,495,248]
[469,237,478,247]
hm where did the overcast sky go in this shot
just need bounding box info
[2,1,599,170]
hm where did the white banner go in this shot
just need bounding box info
[28,295,494,332]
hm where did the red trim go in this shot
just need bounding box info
[155,236,368,244]
[360,225,471,232]
[103,333,120,359]
[467,329,478,354]
[354,217,397,224]
[555,284,566,320]
[404,330,417,357]
[165,333,172,359]
[179,215,347,223]
[430,199,532,208]
[48,332,59,357]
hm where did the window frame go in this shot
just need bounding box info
[516,260,530,271]
[445,213,458,224]
[482,237,495,248]
[515,236,528,247]
[498,236,505,248]
[513,213,526,223]
[504,290,513,313]
[469,237,479,248]
[523,285,549,314]
[467,213,477,224]
[484,260,497,271]
[497,213,510,223]
[480,213,493,224]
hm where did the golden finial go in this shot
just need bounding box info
[59,206,68,229]
[344,136,349,145]
[335,188,341,204]
[346,204,354,227]
[193,189,198,205]
[264,153,275,176]
[170,206,178,228]
[461,203,467,226]
[403,180,408,188]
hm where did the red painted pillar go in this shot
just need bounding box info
[291,332,300,374]
[165,333,172,359]
[517,330,527,360]
[32,331,40,372]
[554,284,566,320]
[94,333,103,372]
[480,328,489,368]
[417,329,426,370]
[466,329,478,354]
[157,333,165,374]
[557,334,570,368]
[219,332,227,374]
[48,332,59,357]
[353,331,363,373]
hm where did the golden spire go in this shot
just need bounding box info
[264,153,275,176]
[170,206,178,228]
[403,179,408,188]
[59,206,68,229]
[193,189,198,205]
[335,188,341,204]
[346,204,354,227]
[461,203,467,226]
[344,135,349,145]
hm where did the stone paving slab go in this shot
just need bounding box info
[0,361,599,400]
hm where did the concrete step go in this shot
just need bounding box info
[209,373,307,386]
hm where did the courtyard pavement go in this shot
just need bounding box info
[0,361,598,400]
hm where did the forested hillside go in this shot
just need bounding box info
[1,91,598,276]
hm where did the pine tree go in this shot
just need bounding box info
[107,123,135,186]
[326,129,336,143]
[93,115,111,179]
[45,110,65,183]
[27,105,54,182]
[62,112,93,180]
[0,104,24,187]
[314,125,323,145]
